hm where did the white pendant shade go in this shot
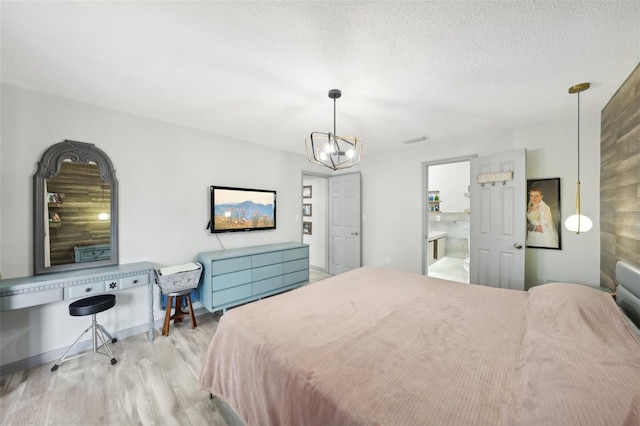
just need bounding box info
[564,214,592,233]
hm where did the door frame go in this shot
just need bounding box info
[421,155,477,276]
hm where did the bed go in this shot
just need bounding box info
[199,263,640,425]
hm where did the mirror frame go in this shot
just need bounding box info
[34,140,118,275]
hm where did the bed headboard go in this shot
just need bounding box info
[615,260,640,328]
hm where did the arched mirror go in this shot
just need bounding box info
[34,140,118,275]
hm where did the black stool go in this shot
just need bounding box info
[51,294,118,372]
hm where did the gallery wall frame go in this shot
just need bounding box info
[303,221,312,235]
[526,177,561,250]
[302,185,312,198]
[302,203,312,217]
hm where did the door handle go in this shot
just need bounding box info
[351,232,359,236]
[513,243,523,249]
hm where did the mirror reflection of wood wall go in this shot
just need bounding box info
[46,162,111,266]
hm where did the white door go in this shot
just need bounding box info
[470,149,526,290]
[328,173,361,275]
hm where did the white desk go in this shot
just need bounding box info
[0,262,156,341]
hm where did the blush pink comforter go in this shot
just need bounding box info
[199,266,640,425]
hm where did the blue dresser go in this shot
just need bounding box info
[197,242,309,313]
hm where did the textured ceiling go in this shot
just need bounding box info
[2,1,639,155]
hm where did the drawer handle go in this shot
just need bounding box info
[133,279,138,284]
[109,282,117,289]
[85,287,92,293]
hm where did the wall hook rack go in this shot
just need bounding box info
[477,171,513,187]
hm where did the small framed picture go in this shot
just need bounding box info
[302,203,312,217]
[302,185,312,199]
[526,178,561,250]
[303,221,312,235]
[47,192,61,203]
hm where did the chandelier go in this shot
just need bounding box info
[305,89,362,171]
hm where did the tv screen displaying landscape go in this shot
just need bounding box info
[210,186,276,233]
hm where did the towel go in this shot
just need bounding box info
[160,287,199,310]
[158,262,200,276]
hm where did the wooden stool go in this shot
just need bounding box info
[162,288,197,336]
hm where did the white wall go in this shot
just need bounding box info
[0,84,310,367]
[428,161,471,213]
[360,117,601,288]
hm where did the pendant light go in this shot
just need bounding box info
[305,89,362,171]
[97,174,109,221]
[564,82,592,234]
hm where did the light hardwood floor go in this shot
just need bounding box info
[0,271,331,426]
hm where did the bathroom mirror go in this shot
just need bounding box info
[34,140,118,275]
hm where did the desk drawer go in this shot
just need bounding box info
[283,247,309,261]
[212,284,251,306]
[211,257,252,276]
[120,273,149,290]
[65,282,105,299]
[0,289,63,310]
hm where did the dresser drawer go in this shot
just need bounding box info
[65,282,105,299]
[283,247,309,261]
[284,270,309,286]
[212,284,251,306]
[253,263,283,281]
[283,258,308,274]
[120,273,149,290]
[252,276,283,295]
[252,251,283,267]
[211,257,252,276]
[212,270,252,291]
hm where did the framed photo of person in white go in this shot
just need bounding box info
[526,178,561,250]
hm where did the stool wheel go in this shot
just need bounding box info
[111,338,118,344]
[111,358,117,365]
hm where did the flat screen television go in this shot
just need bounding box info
[210,186,276,233]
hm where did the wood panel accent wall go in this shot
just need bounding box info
[600,63,640,289]
[46,162,111,266]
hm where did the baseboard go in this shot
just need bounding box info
[0,307,209,375]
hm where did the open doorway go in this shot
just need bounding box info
[422,156,475,283]
[302,172,329,273]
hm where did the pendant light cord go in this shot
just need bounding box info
[333,97,337,136]
[575,90,581,231]
[577,90,581,185]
